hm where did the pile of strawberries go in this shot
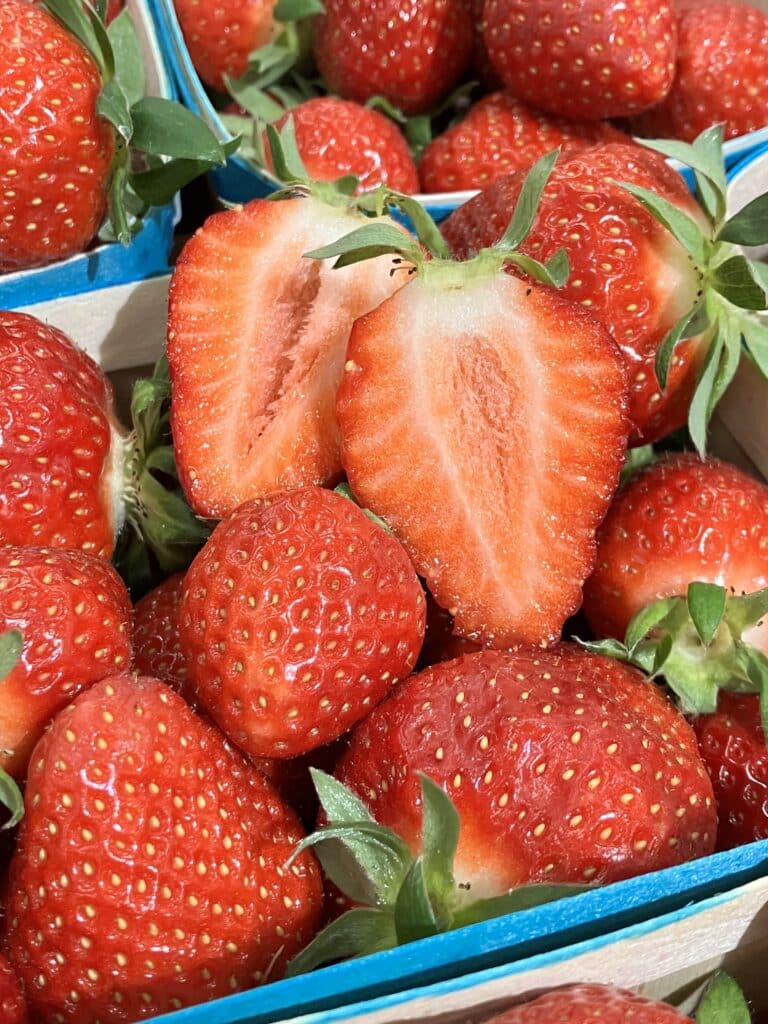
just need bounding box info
[174,0,768,196]
[3,1,768,1024]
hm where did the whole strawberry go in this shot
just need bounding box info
[483,0,678,121]
[132,572,190,692]
[0,954,27,1024]
[419,93,625,193]
[583,454,768,645]
[334,647,715,893]
[3,674,324,1022]
[173,0,278,91]
[632,3,768,142]
[0,546,132,777]
[179,487,426,760]
[268,98,419,193]
[312,0,474,115]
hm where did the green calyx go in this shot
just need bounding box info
[284,770,583,976]
[114,358,211,599]
[305,149,570,288]
[41,0,235,245]
[620,125,768,455]
[695,972,752,1024]
[0,631,25,831]
[583,581,768,732]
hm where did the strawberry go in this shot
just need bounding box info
[482,0,678,121]
[0,953,27,1024]
[419,592,484,668]
[312,0,474,115]
[315,157,628,647]
[173,0,278,91]
[3,674,324,1022]
[179,486,426,760]
[268,98,419,193]
[0,312,209,591]
[0,547,132,778]
[632,4,768,142]
[132,572,190,693]
[443,134,768,448]
[419,93,626,194]
[0,0,229,271]
[167,126,409,520]
[583,454,768,645]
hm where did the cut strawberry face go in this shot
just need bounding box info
[168,195,407,520]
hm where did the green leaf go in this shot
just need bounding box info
[265,120,309,184]
[333,483,393,535]
[130,97,226,162]
[497,150,559,252]
[0,629,23,680]
[727,586,768,636]
[419,776,459,903]
[615,181,709,266]
[305,224,422,267]
[695,971,751,1024]
[108,8,144,106]
[741,647,768,740]
[394,858,440,944]
[130,157,221,207]
[452,884,585,929]
[96,79,133,143]
[625,597,677,652]
[652,632,674,675]
[720,192,768,246]
[43,0,114,80]
[639,127,727,216]
[711,255,767,310]
[655,303,703,391]
[285,908,397,978]
[687,582,726,646]
[385,194,449,259]
[404,115,433,159]
[576,637,631,661]
[311,769,376,825]
[506,250,569,289]
[706,310,743,415]
[274,0,325,19]
[0,768,24,831]
[620,444,655,487]
[740,314,768,380]
[688,326,724,455]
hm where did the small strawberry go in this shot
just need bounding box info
[482,0,678,121]
[167,124,410,520]
[0,547,132,777]
[132,572,190,693]
[312,0,474,115]
[313,156,628,647]
[419,92,626,193]
[3,674,324,1022]
[267,98,419,193]
[632,3,768,142]
[0,953,27,1024]
[0,0,229,270]
[443,132,768,448]
[179,486,426,760]
[173,0,278,91]
[583,454,768,645]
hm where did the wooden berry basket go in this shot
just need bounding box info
[8,152,768,1024]
[0,0,180,310]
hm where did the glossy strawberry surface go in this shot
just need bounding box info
[132,572,190,695]
[485,983,691,1023]
[0,953,28,1024]
[173,0,277,91]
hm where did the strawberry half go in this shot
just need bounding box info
[3,674,324,1022]
[311,156,628,647]
[167,125,410,520]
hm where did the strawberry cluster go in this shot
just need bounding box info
[175,0,768,196]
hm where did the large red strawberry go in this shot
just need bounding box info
[267,98,419,193]
[482,0,678,121]
[419,93,626,193]
[312,0,474,115]
[0,547,132,777]
[443,136,768,447]
[316,158,628,647]
[173,0,278,91]
[3,674,324,1022]
[632,3,768,142]
[0,0,229,270]
[167,128,410,520]
[583,454,768,645]
[179,486,425,760]
[0,954,27,1024]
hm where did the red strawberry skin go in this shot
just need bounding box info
[179,487,426,759]
[419,92,626,193]
[337,267,628,647]
[173,0,277,91]
[0,312,123,558]
[132,572,191,695]
[694,693,768,851]
[443,143,707,446]
[335,647,716,894]
[0,546,132,777]
[583,454,768,645]
[167,197,407,519]
[269,98,419,194]
[0,954,28,1024]
[482,0,677,121]
[4,674,324,1023]
[0,0,114,271]
[312,0,474,115]
[486,984,689,1023]
[632,3,768,142]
